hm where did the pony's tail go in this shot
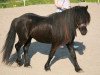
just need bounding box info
[2,19,16,64]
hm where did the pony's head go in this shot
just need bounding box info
[75,6,90,35]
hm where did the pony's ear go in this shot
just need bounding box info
[86,5,88,9]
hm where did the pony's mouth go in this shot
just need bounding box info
[79,27,87,35]
[80,31,87,35]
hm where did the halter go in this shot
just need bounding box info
[77,24,86,28]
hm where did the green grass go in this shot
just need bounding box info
[0,1,23,8]
[24,0,54,6]
[0,0,99,8]
[0,0,54,8]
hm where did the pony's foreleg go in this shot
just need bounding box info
[23,37,32,67]
[45,44,59,71]
[15,41,23,66]
[67,43,82,72]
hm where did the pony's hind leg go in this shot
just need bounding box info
[23,37,32,67]
[45,44,59,71]
[67,43,82,72]
[15,41,23,66]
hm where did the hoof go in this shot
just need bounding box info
[17,62,23,66]
[24,63,31,67]
[16,59,23,66]
[25,65,32,68]
[78,69,84,73]
[75,68,83,72]
[45,67,51,71]
[44,65,51,71]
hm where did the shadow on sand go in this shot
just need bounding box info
[9,41,85,67]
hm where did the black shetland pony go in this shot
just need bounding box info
[2,6,90,72]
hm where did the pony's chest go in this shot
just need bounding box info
[62,25,74,44]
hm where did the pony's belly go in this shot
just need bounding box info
[31,30,52,43]
[36,39,52,44]
[34,35,52,44]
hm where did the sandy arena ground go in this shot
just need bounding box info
[0,3,100,75]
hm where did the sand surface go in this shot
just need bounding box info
[0,3,100,75]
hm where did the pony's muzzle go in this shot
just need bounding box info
[79,26,87,35]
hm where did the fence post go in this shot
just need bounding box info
[98,0,99,3]
[23,0,26,6]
